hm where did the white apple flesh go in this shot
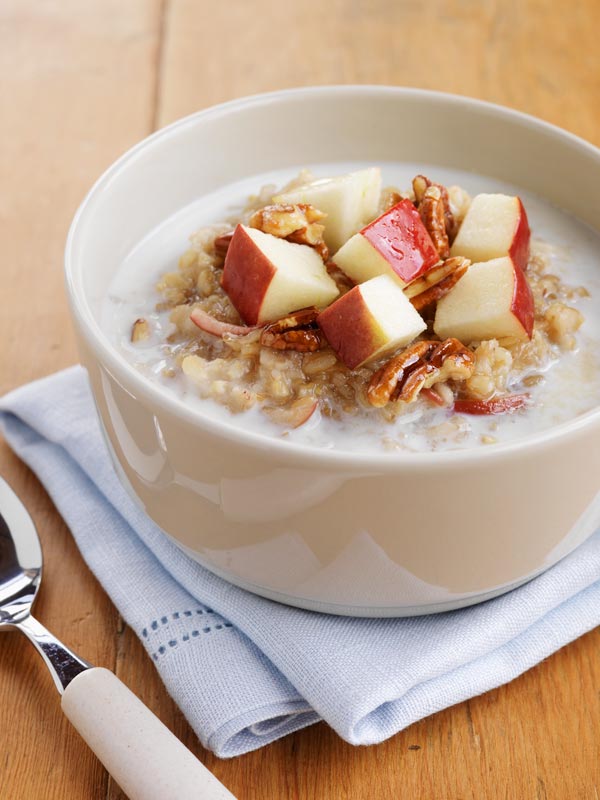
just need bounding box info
[221,225,339,325]
[317,274,426,369]
[273,167,381,252]
[433,255,535,343]
[450,193,531,272]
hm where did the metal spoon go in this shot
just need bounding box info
[0,477,236,800]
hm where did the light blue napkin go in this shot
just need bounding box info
[1,366,599,757]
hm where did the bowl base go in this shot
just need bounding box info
[176,539,545,618]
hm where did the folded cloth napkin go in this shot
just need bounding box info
[1,366,600,757]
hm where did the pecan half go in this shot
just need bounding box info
[405,256,470,314]
[404,257,469,298]
[366,342,432,407]
[260,306,322,352]
[379,187,404,213]
[214,231,234,258]
[260,328,322,352]
[367,338,475,407]
[418,185,450,258]
[262,307,319,333]
[412,174,430,205]
[249,203,329,261]
[413,174,457,243]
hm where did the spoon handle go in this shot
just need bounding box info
[15,614,90,692]
[61,667,237,800]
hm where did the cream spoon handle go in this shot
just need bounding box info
[62,667,237,800]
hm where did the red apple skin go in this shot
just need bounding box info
[317,287,379,370]
[221,224,275,324]
[509,198,531,272]
[512,256,535,338]
[291,399,318,428]
[361,200,440,283]
[454,394,530,415]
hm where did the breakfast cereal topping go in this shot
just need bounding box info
[249,203,329,260]
[417,185,451,258]
[367,338,475,407]
[413,174,457,242]
[260,328,323,352]
[214,231,234,258]
[404,256,470,313]
[261,307,320,332]
[117,166,593,444]
[259,307,322,352]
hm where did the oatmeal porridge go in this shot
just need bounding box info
[102,163,600,453]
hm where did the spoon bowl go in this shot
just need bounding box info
[0,477,42,624]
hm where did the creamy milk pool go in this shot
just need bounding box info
[101,162,600,453]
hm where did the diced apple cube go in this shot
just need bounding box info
[434,255,535,343]
[274,167,381,252]
[317,274,427,369]
[221,224,339,325]
[450,193,531,272]
[333,200,440,288]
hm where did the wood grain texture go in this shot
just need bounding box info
[1,1,599,798]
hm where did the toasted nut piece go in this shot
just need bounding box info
[262,306,319,333]
[131,318,150,342]
[404,256,470,314]
[404,257,468,298]
[260,328,323,352]
[366,342,433,407]
[412,174,457,242]
[259,306,322,352]
[410,266,469,313]
[286,229,329,261]
[325,260,355,295]
[395,340,475,403]
[379,187,404,213]
[418,186,450,258]
[412,174,430,205]
[367,338,475,407]
[249,203,329,261]
[249,203,325,237]
[214,231,234,257]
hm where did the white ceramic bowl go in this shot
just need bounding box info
[65,86,600,616]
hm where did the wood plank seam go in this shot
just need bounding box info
[151,0,170,133]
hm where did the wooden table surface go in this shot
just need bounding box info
[1,1,599,797]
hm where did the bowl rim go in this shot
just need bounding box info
[64,84,600,470]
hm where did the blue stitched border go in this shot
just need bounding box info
[141,607,218,638]
[138,607,234,660]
